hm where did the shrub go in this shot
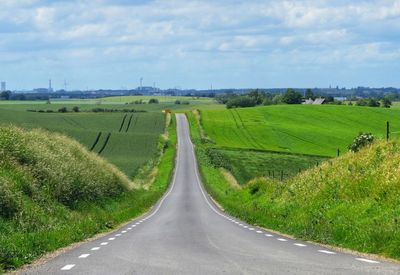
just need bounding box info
[226,97,257,109]
[175,100,181,104]
[348,132,374,152]
[148,98,159,104]
[58,107,68,113]
[72,106,80,112]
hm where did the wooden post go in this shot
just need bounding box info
[337,148,340,157]
[387,121,390,141]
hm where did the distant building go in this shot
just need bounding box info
[1,81,6,92]
[303,98,325,105]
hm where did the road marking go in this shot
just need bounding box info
[132,225,136,227]
[277,238,287,242]
[91,247,100,251]
[294,243,307,247]
[108,237,115,241]
[115,234,121,237]
[136,222,140,225]
[248,228,255,231]
[318,250,336,255]
[127,228,132,230]
[78,254,90,259]
[61,264,75,270]
[121,230,127,233]
[356,258,379,264]
[265,234,273,237]
[235,221,240,224]
[100,242,108,246]
[243,226,248,228]
[256,230,263,233]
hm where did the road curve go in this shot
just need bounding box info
[22,114,400,274]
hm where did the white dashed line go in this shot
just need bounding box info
[294,243,307,247]
[356,258,379,264]
[127,228,132,230]
[132,225,136,227]
[135,222,140,225]
[100,242,108,246]
[248,228,255,231]
[265,234,273,237]
[78,254,90,259]
[108,237,115,241]
[318,250,336,255]
[61,264,75,270]
[277,238,287,242]
[256,230,263,233]
[115,234,121,237]
[121,231,127,233]
[243,226,248,228]
[91,247,100,251]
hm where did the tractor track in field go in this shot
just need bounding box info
[89,132,102,151]
[118,114,128,132]
[98,132,111,155]
[125,115,133,132]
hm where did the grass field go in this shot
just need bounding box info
[0,104,165,177]
[201,105,400,157]
[217,149,328,184]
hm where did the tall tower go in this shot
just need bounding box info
[48,79,53,92]
[1,81,6,92]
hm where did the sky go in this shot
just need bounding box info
[0,0,399,90]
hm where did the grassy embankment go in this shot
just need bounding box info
[199,105,400,183]
[0,116,177,272]
[188,106,400,259]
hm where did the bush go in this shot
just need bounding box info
[226,97,257,109]
[348,132,375,152]
[148,98,159,104]
[58,107,68,113]
[174,100,181,104]
[72,106,80,112]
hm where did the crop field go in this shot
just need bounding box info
[0,105,165,177]
[201,105,400,157]
[218,149,328,184]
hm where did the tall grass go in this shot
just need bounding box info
[0,119,177,272]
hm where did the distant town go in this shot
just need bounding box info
[0,79,399,101]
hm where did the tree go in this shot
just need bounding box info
[226,96,257,109]
[367,98,380,107]
[381,97,392,108]
[305,89,314,99]
[148,98,159,104]
[58,107,68,113]
[72,106,80,112]
[0,91,11,100]
[282,89,302,104]
[248,89,265,105]
[174,100,181,104]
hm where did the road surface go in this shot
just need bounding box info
[23,114,400,274]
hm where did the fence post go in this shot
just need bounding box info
[337,148,340,157]
[386,121,390,141]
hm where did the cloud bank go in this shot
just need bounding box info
[0,0,399,89]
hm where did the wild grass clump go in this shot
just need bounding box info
[0,126,133,210]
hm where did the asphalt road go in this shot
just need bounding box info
[23,114,400,274]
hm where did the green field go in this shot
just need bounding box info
[0,104,165,177]
[201,105,400,156]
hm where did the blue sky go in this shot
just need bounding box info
[0,0,399,90]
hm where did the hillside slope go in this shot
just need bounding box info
[0,123,176,271]
[197,138,400,259]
